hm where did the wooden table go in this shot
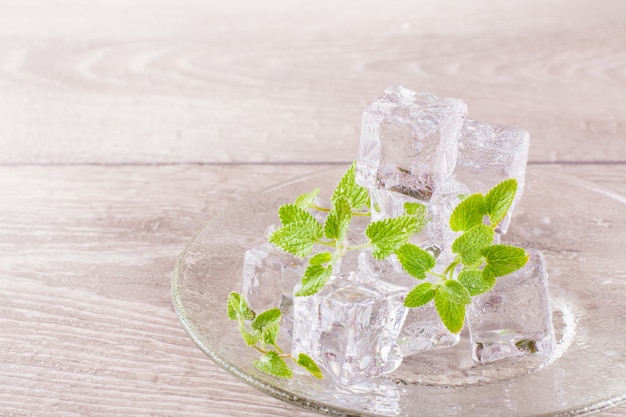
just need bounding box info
[1,1,624,416]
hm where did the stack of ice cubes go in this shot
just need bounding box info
[239,85,556,385]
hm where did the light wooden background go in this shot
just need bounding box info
[1,1,624,416]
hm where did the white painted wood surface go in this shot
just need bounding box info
[0,1,624,416]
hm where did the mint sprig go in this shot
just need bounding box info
[227,291,323,379]
[230,164,529,380]
[397,178,528,334]
[268,161,427,297]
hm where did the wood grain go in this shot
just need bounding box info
[0,0,624,164]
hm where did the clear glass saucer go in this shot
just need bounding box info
[172,166,626,417]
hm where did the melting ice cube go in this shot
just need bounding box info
[241,242,306,337]
[468,250,556,364]
[455,119,529,233]
[291,271,408,385]
[356,250,460,357]
[356,86,467,202]
[397,306,460,357]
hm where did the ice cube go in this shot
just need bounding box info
[356,86,467,202]
[356,249,413,287]
[455,119,529,233]
[241,242,306,336]
[398,304,460,357]
[354,250,460,357]
[468,250,556,364]
[291,271,408,385]
[357,250,460,356]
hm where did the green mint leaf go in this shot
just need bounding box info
[295,353,323,379]
[404,282,435,307]
[227,292,255,321]
[269,220,323,257]
[366,215,419,260]
[227,292,239,320]
[294,188,320,209]
[434,290,466,334]
[331,162,370,211]
[438,279,472,305]
[482,245,529,278]
[278,204,316,226]
[449,194,486,232]
[484,179,518,226]
[309,252,333,265]
[239,326,261,346]
[324,196,352,241]
[435,280,471,333]
[251,308,281,332]
[451,224,495,267]
[396,243,436,280]
[458,269,495,296]
[403,202,428,232]
[261,323,280,346]
[295,264,333,297]
[253,351,293,379]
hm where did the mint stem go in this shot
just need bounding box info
[251,345,267,355]
[428,270,448,280]
[443,258,460,277]
[347,242,372,252]
[314,239,337,248]
[311,205,331,213]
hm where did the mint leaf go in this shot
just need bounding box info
[403,202,428,232]
[294,188,320,209]
[295,353,323,379]
[405,282,435,307]
[396,243,436,280]
[438,279,472,305]
[251,309,281,346]
[366,215,419,260]
[261,323,280,346]
[482,245,529,278]
[331,162,369,211]
[253,351,293,379]
[295,264,333,297]
[434,291,466,334]
[309,252,332,265]
[484,179,517,226]
[251,308,281,334]
[240,327,261,346]
[434,281,470,334]
[227,292,255,321]
[449,194,486,232]
[324,196,352,241]
[278,204,317,226]
[451,224,495,267]
[269,220,323,257]
[227,292,240,320]
[458,269,495,296]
